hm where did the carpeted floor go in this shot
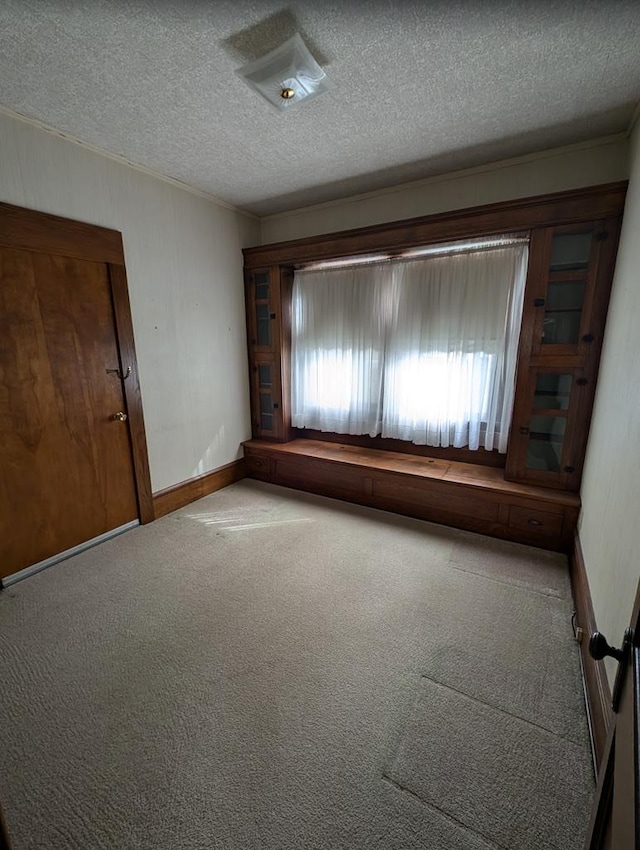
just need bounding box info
[0,480,594,850]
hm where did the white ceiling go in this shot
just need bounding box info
[1,0,639,217]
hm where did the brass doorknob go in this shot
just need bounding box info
[111,411,128,422]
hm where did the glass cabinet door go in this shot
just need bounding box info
[258,363,275,432]
[248,269,278,353]
[506,217,620,491]
[250,359,281,439]
[511,370,585,487]
[542,232,592,346]
[534,227,599,353]
[245,265,292,442]
[525,415,567,473]
[522,373,573,473]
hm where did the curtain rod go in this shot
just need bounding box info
[297,234,530,273]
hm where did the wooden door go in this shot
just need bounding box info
[0,203,153,583]
[585,579,640,849]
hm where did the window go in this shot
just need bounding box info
[291,239,528,452]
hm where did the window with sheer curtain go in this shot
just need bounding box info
[291,241,528,453]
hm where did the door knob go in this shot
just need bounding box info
[111,411,128,422]
[590,629,634,713]
[588,631,624,663]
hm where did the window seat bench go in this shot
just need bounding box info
[243,439,580,552]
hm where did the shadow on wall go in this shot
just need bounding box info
[250,103,633,218]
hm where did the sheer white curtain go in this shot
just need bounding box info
[291,243,528,452]
[291,264,389,435]
[381,246,527,451]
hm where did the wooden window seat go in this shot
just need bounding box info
[243,439,580,552]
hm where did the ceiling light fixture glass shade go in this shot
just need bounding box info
[236,33,330,111]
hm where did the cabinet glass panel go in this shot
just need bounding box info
[258,364,272,389]
[549,233,592,271]
[526,415,566,472]
[533,374,572,411]
[256,302,271,346]
[547,280,586,310]
[543,232,593,345]
[260,392,274,431]
[542,310,582,345]
[542,278,586,345]
[254,272,269,302]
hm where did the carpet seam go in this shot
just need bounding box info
[418,674,587,749]
[381,774,504,850]
[445,560,568,600]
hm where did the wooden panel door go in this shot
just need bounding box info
[0,247,139,580]
[585,579,640,849]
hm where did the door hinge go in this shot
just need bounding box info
[571,611,583,643]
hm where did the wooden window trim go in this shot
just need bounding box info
[244,183,626,476]
[243,182,627,269]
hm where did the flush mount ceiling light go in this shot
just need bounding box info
[236,33,330,112]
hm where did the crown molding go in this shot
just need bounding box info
[1,103,629,225]
[261,133,628,224]
[0,105,259,220]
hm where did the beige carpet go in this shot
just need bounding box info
[0,480,594,850]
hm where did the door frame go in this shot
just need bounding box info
[0,201,154,524]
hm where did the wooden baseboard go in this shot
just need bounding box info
[153,459,246,519]
[570,531,612,771]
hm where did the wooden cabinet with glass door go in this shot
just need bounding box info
[244,266,292,440]
[506,218,621,490]
[249,358,282,439]
[532,223,605,353]
[246,267,280,354]
[508,367,589,490]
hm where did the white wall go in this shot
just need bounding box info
[580,121,640,685]
[0,110,260,493]
[261,136,629,244]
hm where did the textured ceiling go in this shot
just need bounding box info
[1,0,639,216]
